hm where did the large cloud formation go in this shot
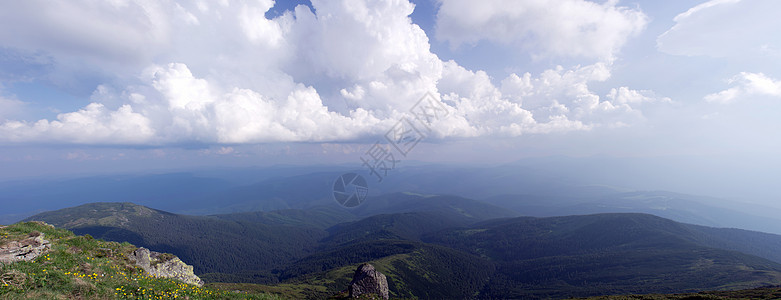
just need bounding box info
[0,0,653,145]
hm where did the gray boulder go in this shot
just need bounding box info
[129,247,204,286]
[349,263,389,299]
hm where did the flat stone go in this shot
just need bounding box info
[0,234,51,264]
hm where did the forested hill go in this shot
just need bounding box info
[423,213,781,298]
[23,194,513,285]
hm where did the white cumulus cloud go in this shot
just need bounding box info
[500,63,650,127]
[0,103,154,144]
[435,0,648,61]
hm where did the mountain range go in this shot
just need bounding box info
[6,161,781,236]
[23,192,781,299]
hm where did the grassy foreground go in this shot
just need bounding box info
[0,222,282,299]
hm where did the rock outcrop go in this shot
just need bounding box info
[0,232,51,264]
[348,263,389,299]
[129,247,204,286]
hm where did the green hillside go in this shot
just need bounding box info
[286,243,494,299]
[0,222,279,299]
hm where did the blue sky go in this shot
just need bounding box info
[0,0,780,181]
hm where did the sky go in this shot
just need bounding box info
[0,0,780,188]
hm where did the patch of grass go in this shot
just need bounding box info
[208,282,326,300]
[151,252,176,266]
[0,222,283,299]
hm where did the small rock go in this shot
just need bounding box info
[349,263,389,299]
